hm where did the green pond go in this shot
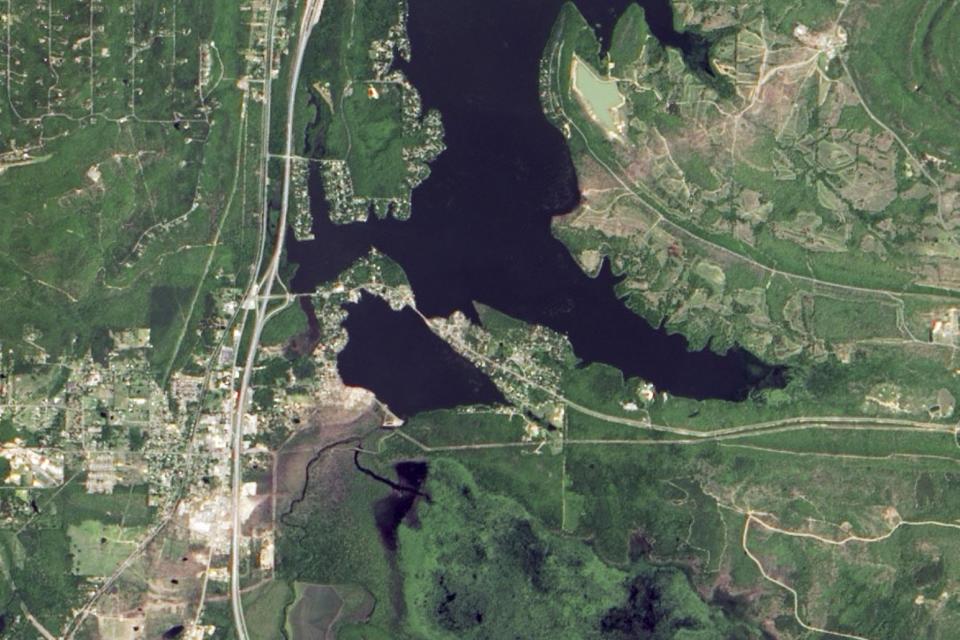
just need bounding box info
[572,56,623,132]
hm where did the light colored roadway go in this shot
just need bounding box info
[229,0,326,639]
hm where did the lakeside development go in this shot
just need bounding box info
[1,0,960,638]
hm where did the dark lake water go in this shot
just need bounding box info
[287,0,783,415]
[338,294,505,415]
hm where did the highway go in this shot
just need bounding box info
[229,0,326,638]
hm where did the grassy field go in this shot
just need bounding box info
[327,87,409,198]
[68,521,144,577]
[59,484,154,527]
[242,579,294,639]
[843,0,960,168]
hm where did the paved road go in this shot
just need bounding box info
[229,1,326,638]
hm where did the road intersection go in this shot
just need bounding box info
[229,1,326,638]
